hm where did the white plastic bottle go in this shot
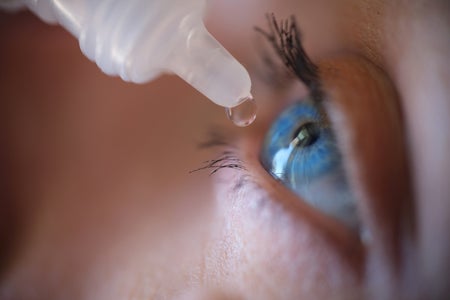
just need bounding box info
[1,0,253,109]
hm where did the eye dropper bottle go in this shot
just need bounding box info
[1,0,256,126]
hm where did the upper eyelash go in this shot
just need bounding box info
[255,14,323,101]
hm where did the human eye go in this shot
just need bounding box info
[189,10,415,298]
[195,14,402,240]
[249,12,412,260]
[257,15,360,232]
[260,98,358,230]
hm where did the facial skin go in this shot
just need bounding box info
[0,0,449,299]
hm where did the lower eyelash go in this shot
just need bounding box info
[191,129,265,195]
[192,131,280,206]
[191,151,267,201]
[189,150,247,176]
[191,127,248,176]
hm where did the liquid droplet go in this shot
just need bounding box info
[225,96,257,127]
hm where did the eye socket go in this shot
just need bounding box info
[254,14,364,231]
[260,99,359,230]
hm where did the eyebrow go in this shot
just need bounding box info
[254,14,324,101]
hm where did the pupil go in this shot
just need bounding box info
[293,122,319,147]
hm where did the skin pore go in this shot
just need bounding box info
[0,0,449,299]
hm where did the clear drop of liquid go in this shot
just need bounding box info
[225,96,257,127]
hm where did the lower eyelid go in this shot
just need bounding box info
[210,142,366,276]
[196,124,367,289]
[229,136,362,240]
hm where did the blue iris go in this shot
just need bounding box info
[260,100,358,229]
[261,102,340,180]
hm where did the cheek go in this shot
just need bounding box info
[205,168,362,299]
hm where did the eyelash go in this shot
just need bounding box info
[255,14,323,100]
[190,138,269,200]
[189,149,246,176]
[190,134,265,197]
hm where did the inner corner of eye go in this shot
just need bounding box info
[259,100,360,231]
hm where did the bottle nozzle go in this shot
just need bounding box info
[13,0,256,122]
[169,22,253,108]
